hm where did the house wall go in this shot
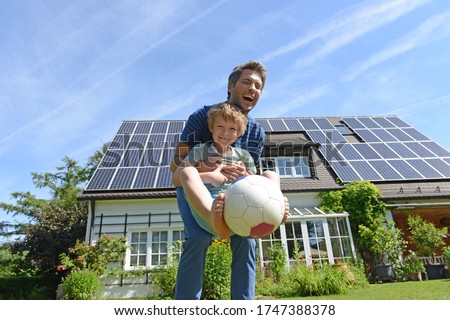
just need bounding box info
[85,197,183,245]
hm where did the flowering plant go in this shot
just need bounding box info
[57,235,127,276]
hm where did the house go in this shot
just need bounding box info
[80,115,450,277]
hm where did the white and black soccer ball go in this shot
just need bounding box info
[223,175,285,238]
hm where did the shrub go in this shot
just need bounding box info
[151,245,180,299]
[62,269,101,300]
[202,239,232,300]
[0,276,53,299]
[266,242,287,283]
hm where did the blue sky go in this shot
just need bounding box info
[1,0,450,230]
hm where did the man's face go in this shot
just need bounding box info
[228,69,263,115]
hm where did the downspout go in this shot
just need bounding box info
[88,200,96,244]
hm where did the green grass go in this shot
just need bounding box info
[290,279,450,300]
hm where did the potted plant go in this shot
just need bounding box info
[402,250,425,281]
[407,215,448,279]
[359,220,406,282]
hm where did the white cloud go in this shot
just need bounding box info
[344,10,450,81]
[262,0,431,65]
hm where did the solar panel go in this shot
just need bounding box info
[425,158,450,177]
[118,122,136,134]
[386,128,414,141]
[135,122,153,134]
[387,143,418,158]
[267,119,288,131]
[110,168,137,189]
[421,141,450,157]
[371,117,396,128]
[353,144,382,159]
[387,160,423,179]
[298,118,319,130]
[370,129,398,142]
[329,161,361,182]
[168,121,185,133]
[110,135,128,149]
[100,149,123,167]
[369,143,400,159]
[307,131,330,145]
[133,167,158,189]
[336,144,363,160]
[350,161,383,180]
[405,159,443,179]
[142,149,162,167]
[342,117,365,129]
[368,160,403,180]
[402,127,429,141]
[385,116,411,128]
[284,119,304,131]
[155,167,173,188]
[319,144,345,162]
[257,119,271,131]
[120,149,143,167]
[151,122,168,133]
[308,129,346,145]
[357,117,381,129]
[403,142,436,157]
[354,129,381,142]
[313,118,335,130]
[87,168,116,190]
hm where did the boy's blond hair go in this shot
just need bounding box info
[207,103,248,137]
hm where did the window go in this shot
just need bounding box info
[335,125,352,135]
[285,221,305,266]
[261,156,311,178]
[328,217,353,259]
[306,220,327,263]
[128,229,184,269]
[130,232,147,267]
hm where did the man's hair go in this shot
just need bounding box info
[207,103,248,137]
[227,60,266,99]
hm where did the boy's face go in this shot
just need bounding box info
[211,116,239,153]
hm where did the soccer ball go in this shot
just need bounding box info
[223,175,285,238]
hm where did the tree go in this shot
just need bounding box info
[318,180,387,260]
[0,150,103,273]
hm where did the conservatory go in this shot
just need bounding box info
[258,207,356,268]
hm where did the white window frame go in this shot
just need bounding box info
[261,156,311,178]
[125,228,184,270]
[257,213,355,268]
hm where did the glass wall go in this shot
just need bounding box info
[257,211,355,268]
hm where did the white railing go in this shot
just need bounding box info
[418,256,446,264]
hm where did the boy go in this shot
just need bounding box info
[173,102,282,239]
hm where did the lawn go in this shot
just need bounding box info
[292,279,450,300]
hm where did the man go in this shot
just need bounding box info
[171,61,269,300]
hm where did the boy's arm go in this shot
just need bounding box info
[171,142,227,187]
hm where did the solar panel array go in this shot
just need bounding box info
[86,120,185,190]
[85,116,450,191]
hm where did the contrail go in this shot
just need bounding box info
[0,0,229,145]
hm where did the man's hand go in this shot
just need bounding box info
[281,197,290,224]
[204,166,228,187]
[220,161,247,182]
